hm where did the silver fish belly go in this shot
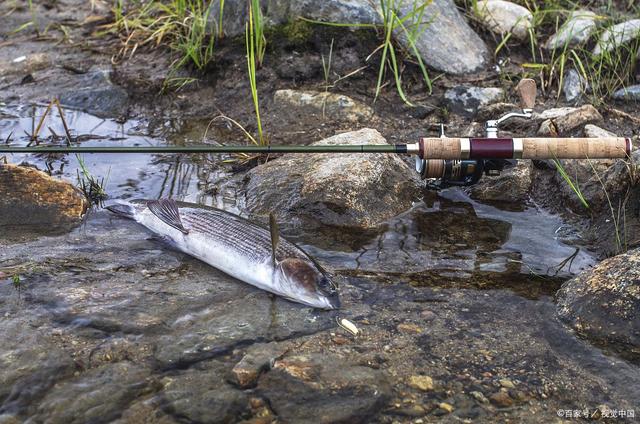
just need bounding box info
[109,200,339,309]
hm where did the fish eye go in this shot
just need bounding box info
[318,275,337,293]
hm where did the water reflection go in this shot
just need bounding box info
[0,105,243,212]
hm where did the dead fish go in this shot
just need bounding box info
[106,199,340,309]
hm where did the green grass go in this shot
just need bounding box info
[250,0,266,67]
[76,154,109,207]
[302,0,435,106]
[106,0,216,89]
[464,0,640,103]
[246,4,266,146]
[552,158,589,209]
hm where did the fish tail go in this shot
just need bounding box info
[105,201,136,220]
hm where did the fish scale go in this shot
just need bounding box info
[180,208,304,261]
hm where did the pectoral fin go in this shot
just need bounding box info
[269,213,280,266]
[147,199,189,234]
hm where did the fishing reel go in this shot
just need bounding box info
[416,80,536,190]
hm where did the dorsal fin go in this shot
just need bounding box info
[269,213,280,266]
[147,199,189,234]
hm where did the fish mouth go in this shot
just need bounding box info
[326,293,341,310]
[312,292,340,310]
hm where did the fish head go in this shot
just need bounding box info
[277,258,340,310]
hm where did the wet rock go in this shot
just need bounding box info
[536,105,602,135]
[545,10,597,50]
[274,89,373,122]
[489,391,513,407]
[0,319,75,415]
[408,375,434,391]
[563,68,588,103]
[30,362,153,424]
[59,69,129,118]
[231,342,289,388]
[438,402,454,413]
[244,128,422,229]
[0,164,87,234]
[444,86,504,117]
[499,378,516,389]
[584,124,616,138]
[557,248,640,360]
[209,0,489,75]
[160,362,250,423]
[593,19,640,56]
[469,161,532,204]
[475,0,533,41]
[470,391,489,404]
[257,353,390,423]
[612,84,640,102]
[0,53,50,78]
[394,0,490,75]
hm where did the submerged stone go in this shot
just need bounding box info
[257,353,391,423]
[557,248,640,361]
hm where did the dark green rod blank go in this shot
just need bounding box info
[0,145,403,154]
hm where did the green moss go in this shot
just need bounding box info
[267,19,314,47]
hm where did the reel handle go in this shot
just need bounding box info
[415,137,631,160]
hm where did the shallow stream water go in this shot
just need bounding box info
[1,107,638,422]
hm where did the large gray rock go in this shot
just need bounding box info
[612,84,640,101]
[244,128,422,229]
[257,353,391,423]
[209,0,380,38]
[475,0,533,41]
[209,0,490,75]
[593,19,640,56]
[393,0,490,74]
[444,86,504,116]
[545,10,597,50]
[159,362,250,423]
[557,248,640,361]
[28,362,153,424]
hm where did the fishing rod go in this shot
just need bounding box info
[0,79,633,189]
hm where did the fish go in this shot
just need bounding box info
[106,199,340,309]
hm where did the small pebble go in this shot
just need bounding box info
[499,379,516,389]
[408,375,434,391]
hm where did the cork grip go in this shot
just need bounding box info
[420,137,462,159]
[522,138,629,159]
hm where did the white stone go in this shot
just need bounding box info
[593,19,640,56]
[545,10,597,50]
[475,0,533,41]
